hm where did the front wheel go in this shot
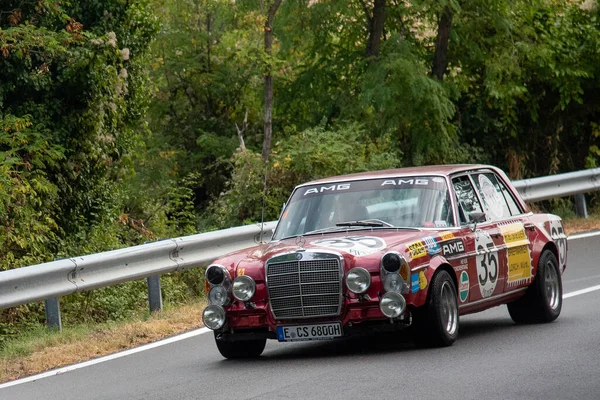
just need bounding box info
[507,250,562,324]
[214,332,266,359]
[412,270,459,347]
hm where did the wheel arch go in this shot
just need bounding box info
[411,261,458,308]
[433,262,457,290]
[541,242,559,268]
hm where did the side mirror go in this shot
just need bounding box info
[470,212,487,223]
[469,211,487,231]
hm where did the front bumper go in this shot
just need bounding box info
[214,300,413,342]
[215,315,412,342]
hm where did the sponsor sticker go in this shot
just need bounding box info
[381,178,431,187]
[304,183,351,196]
[423,236,441,255]
[418,271,428,290]
[238,268,245,276]
[408,240,427,259]
[459,271,469,302]
[441,239,465,258]
[411,274,420,293]
[311,236,386,256]
[454,263,468,272]
[434,220,448,228]
[499,223,532,287]
[439,231,455,241]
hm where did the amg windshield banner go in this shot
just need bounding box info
[292,176,447,201]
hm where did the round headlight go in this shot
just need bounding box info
[379,292,406,318]
[232,275,256,301]
[202,305,226,330]
[383,273,404,293]
[346,267,371,294]
[208,285,230,306]
[206,265,227,286]
[381,252,401,273]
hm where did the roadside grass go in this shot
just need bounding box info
[0,299,206,384]
[1,214,599,384]
[562,215,600,235]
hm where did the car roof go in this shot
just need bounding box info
[298,164,495,187]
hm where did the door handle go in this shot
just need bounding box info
[524,223,536,231]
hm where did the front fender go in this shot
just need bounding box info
[409,255,452,308]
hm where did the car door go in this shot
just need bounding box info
[471,171,534,293]
[451,175,505,303]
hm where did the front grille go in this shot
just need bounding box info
[266,255,342,320]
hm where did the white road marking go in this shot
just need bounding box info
[0,327,211,390]
[567,231,600,241]
[563,284,600,299]
[2,230,600,390]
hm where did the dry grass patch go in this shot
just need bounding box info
[562,215,600,236]
[0,300,206,383]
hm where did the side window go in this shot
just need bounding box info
[452,176,484,225]
[473,173,514,220]
[497,178,522,216]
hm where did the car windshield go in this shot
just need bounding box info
[273,176,454,240]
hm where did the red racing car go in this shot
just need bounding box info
[202,164,567,358]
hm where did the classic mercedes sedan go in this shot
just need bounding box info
[202,164,567,358]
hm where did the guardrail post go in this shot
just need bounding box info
[45,297,62,331]
[575,194,588,218]
[147,275,163,312]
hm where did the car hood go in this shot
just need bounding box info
[215,229,429,279]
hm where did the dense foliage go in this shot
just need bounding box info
[1,0,600,341]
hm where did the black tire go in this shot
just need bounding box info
[507,250,562,324]
[412,270,459,347]
[214,332,266,359]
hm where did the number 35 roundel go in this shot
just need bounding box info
[475,230,499,298]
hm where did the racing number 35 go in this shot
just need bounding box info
[477,243,498,286]
[475,230,499,298]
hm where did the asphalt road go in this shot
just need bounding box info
[3,236,600,400]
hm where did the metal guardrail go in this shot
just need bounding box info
[512,168,600,202]
[0,222,277,311]
[1,168,600,326]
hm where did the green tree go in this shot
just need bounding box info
[0,0,159,240]
[447,0,600,177]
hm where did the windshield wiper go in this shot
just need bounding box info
[303,225,368,235]
[335,219,394,228]
[299,222,419,237]
[302,219,397,236]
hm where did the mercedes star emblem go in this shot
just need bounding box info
[295,235,306,248]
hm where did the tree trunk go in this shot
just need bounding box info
[365,0,386,59]
[206,11,212,74]
[236,109,248,152]
[431,6,453,82]
[262,0,283,163]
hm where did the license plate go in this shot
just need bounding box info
[276,322,343,342]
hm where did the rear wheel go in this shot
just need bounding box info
[214,333,266,359]
[507,250,562,324]
[412,270,459,347]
